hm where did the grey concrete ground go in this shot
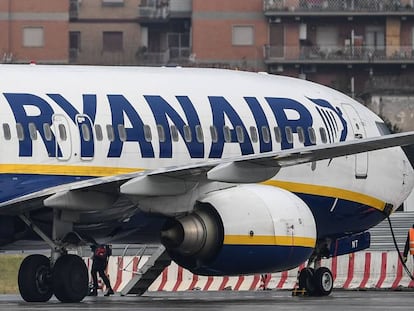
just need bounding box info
[0,290,413,311]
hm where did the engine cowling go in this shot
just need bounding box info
[161,184,316,276]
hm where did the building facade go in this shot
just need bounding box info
[263,0,414,95]
[2,0,414,97]
[69,0,142,65]
[0,0,69,64]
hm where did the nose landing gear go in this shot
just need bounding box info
[298,266,333,296]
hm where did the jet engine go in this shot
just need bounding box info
[161,184,317,275]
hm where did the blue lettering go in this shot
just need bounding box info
[209,96,253,158]
[3,93,58,157]
[265,97,314,150]
[244,97,272,153]
[145,96,204,158]
[307,98,347,142]
[107,95,154,158]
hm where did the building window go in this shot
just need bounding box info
[103,31,123,52]
[102,0,124,7]
[23,27,44,47]
[232,26,254,46]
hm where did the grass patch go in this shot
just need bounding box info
[0,254,25,294]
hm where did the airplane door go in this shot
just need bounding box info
[341,104,368,179]
[53,114,72,161]
[76,114,94,161]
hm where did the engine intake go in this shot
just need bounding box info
[161,204,223,263]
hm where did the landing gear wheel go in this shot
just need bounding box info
[298,267,317,295]
[18,254,53,302]
[53,254,89,303]
[314,267,333,296]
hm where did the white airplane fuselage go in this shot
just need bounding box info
[0,66,412,236]
[1,65,414,302]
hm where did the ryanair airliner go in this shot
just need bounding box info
[0,64,413,302]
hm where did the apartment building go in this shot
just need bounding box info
[263,0,414,95]
[69,0,141,65]
[191,0,267,71]
[0,0,69,64]
[2,0,414,97]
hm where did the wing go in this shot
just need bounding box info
[1,131,413,214]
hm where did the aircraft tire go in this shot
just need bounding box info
[18,254,53,302]
[298,267,317,295]
[52,254,89,303]
[313,267,333,296]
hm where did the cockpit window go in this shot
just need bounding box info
[376,122,391,136]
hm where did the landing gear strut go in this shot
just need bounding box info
[297,241,334,296]
[18,213,89,303]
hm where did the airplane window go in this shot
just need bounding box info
[262,126,270,143]
[170,125,179,142]
[273,127,281,143]
[157,125,165,143]
[236,125,244,143]
[16,123,25,141]
[118,124,126,142]
[143,125,152,142]
[285,126,293,144]
[3,124,11,141]
[106,124,115,142]
[196,125,204,143]
[95,124,103,141]
[223,126,231,142]
[43,123,52,141]
[210,126,218,143]
[183,125,192,142]
[58,124,67,141]
[319,127,327,143]
[28,123,37,140]
[308,127,316,144]
[81,124,91,142]
[250,126,258,143]
[297,126,304,143]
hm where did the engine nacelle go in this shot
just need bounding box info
[161,184,317,276]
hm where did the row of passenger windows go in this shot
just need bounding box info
[3,123,330,145]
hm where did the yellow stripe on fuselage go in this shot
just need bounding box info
[0,164,386,212]
[264,180,386,212]
[0,164,140,177]
[223,235,316,248]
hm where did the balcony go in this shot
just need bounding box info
[264,44,414,64]
[138,0,191,22]
[263,0,414,16]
